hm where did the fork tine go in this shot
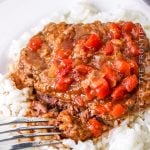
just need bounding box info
[0,117,49,126]
[10,140,62,150]
[0,132,61,142]
[0,125,55,134]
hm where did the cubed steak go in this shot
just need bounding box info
[12,21,150,141]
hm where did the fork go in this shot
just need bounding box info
[0,117,61,150]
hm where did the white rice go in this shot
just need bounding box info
[0,0,150,150]
[0,74,31,117]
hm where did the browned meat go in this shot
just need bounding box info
[12,21,150,141]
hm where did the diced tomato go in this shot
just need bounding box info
[84,34,101,50]
[75,64,91,75]
[61,58,72,67]
[28,37,43,51]
[95,104,107,114]
[127,41,139,56]
[55,77,73,91]
[103,66,117,87]
[122,74,138,92]
[57,49,72,59]
[95,78,110,99]
[88,118,103,137]
[109,23,121,39]
[114,60,130,76]
[74,96,85,107]
[129,60,138,75]
[57,59,72,77]
[56,49,72,59]
[103,41,114,55]
[111,85,126,100]
[110,104,126,118]
[91,78,105,89]
[122,22,135,32]
[57,66,71,77]
[84,86,96,100]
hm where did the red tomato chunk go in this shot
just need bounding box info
[75,64,91,75]
[95,78,110,99]
[95,104,107,115]
[28,37,43,51]
[122,74,138,92]
[57,49,72,59]
[55,77,73,92]
[129,60,138,75]
[103,41,114,55]
[111,85,126,100]
[84,87,96,100]
[122,22,135,32]
[109,23,121,39]
[84,34,101,50]
[110,104,126,118]
[88,118,103,137]
[57,59,72,77]
[114,60,130,76]
[103,67,117,87]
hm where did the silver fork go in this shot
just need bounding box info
[0,117,61,150]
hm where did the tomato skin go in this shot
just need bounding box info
[57,49,72,59]
[55,77,73,92]
[110,104,126,118]
[28,37,43,51]
[129,60,138,75]
[57,66,71,77]
[84,87,95,100]
[95,78,110,99]
[103,41,114,55]
[84,34,101,50]
[57,59,72,77]
[103,67,117,87]
[114,60,130,76]
[109,23,121,39]
[88,118,103,137]
[122,74,138,92]
[111,85,126,100]
[61,58,72,67]
[122,22,135,32]
[90,77,110,99]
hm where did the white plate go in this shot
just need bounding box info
[0,0,149,149]
[0,0,149,73]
